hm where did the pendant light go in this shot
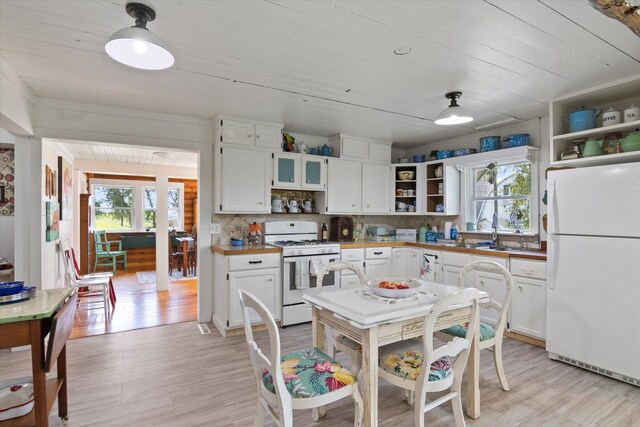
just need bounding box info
[105,2,174,70]
[434,91,474,125]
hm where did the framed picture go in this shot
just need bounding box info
[58,156,72,221]
[46,201,60,242]
[45,165,51,197]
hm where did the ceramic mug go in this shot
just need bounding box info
[408,205,416,212]
[466,222,477,231]
[396,201,407,211]
[407,189,415,196]
[303,200,313,213]
[396,188,404,196]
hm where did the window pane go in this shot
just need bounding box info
[168,189,179,209]
[473,200,495,231]
[144,209,156,229]
[168,209,179,223]
[475,168,495,198]
[499,199,530,231]
[496,164,530,197]
[143,188,156,209]
[95,208,132,229]
[93,187,133,208]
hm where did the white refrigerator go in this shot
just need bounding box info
[547,162,640,386]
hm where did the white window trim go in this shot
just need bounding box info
[90,178,185,232]
[460,151,539,236]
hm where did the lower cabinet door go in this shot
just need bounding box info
[510,276,546,339]
[442,265,462,286]
[391,248,406,277]
[340,274,363,289]
[406,249,422,279]
[365,258,391,280]
[228,268,280,328]
[473,270,507,326]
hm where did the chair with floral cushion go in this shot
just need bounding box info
[315,261,366,375]
[435,260,513,391]
[238,290,363,427]
[378,288,479,427]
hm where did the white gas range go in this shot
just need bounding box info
[264,221,341,326]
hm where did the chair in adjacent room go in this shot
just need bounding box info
[187,225,197,276]
[435,260,514,391]
[93,230,127,273]
[168,230,184,275]
[378,288,480,427]
[239,290,363,427]
[315,261,366,375]
[61,238,114,314]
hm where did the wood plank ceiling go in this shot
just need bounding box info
[1,0,639,148]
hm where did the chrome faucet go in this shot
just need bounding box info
[491,212,499,245]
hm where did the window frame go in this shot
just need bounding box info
[461,151,539,236]
[90,178,185,232]
[142,185,184,231]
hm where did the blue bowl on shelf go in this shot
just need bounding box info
[503,133,530,148]
[479,136,500,152]
[0,281,25,296]
[453,148,477,157]
[413,154,426,163]
[436,150,454,159]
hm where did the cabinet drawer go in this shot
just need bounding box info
[510,259,547,280]
[341,248,364,261]
[365,247,392,259]
[341,261,365,276]
[227,253,281,271]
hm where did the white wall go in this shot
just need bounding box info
[41,140,75,289]
[0,128,15,263]
[0,58,35,136]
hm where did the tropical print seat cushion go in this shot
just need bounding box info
[380,342,452,381]
[262,347,357,398]
[442,322,496,342]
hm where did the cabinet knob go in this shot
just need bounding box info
[366,205,370,208]
[248,134,252,138]
[258,202,264,205]
[518,285,523,291]
[351,204,356,207]
[256,134,260,138]
[480,280,485,286]
[265,278,273,282]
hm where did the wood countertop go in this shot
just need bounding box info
[211,244,282,255]
[340,241,546,260]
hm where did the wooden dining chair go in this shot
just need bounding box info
[315,261,366,375]
[93,230,127,273]
[378,288,480,427]
[238,290,363,427]
[61,239,113,314]
[168,230,183,275]
[436,260,514,391]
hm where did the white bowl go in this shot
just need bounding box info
[367,278,421,298]
[397,171,415,180]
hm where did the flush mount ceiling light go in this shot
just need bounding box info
[105,2,174,70]
[394,46,412,55]
[434,91,474,125]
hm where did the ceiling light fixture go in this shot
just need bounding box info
[105,2,174,70]
[434,91,474,125]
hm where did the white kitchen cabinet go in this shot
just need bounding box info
[217,146,270,213]
[362,162,391,214]
[341,136,369,159]
[470,255,509,326]
[273,153,301,189]
[391,247,406,277]
[406,248,423,279]
[441,252,471,286]
[255,123,283,150]
[328,133,392,163]
[318,158,361,214]
[510,258,547,339]
[340,248,365,288]
[425,161,460,216]
[301,156,326,190]
[369,143,392,163]
[213,252,281,337]
[217,116,283,149]
[228,268,279,328]
[364,247,392,280]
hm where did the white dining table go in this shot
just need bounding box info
[303,281,489,427]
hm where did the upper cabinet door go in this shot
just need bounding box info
[255,123,283,150]
[327,158,361,213]
[221,119,253,145]
[221,147,270,213]
[341,136,368,159]
[369,143,391,163]
[273,153,301,189]
[301,156,326,190]
[362,162,390,214]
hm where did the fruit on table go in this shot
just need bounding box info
[379,281,410,290]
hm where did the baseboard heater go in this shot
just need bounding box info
[548,353,640,387]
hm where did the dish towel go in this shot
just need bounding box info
[294,260,310,289]
[309,258,329,277]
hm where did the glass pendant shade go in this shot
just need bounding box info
[434,105,474,125]
[105,26,174,70]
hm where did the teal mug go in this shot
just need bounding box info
[466,222,477,231]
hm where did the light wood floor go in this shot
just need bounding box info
[70,272,197,339]
[2,321,638,426]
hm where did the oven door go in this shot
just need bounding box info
[282,254,340,306]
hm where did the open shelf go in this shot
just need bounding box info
[552,119,640,143]
[396,179,416,183]
[0,378,64,427]
[550,150,640,167]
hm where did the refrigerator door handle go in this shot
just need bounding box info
[550,180,558,235]
[549,235,557,290]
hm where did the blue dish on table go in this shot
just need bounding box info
[436,150,454,159]
[0,281,25,296]
[479,136,500,152]
[503,133,530,148]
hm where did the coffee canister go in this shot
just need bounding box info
[602,108,621,127]
[624,104,640,123]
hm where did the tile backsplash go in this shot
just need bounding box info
[212,213,458,245]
